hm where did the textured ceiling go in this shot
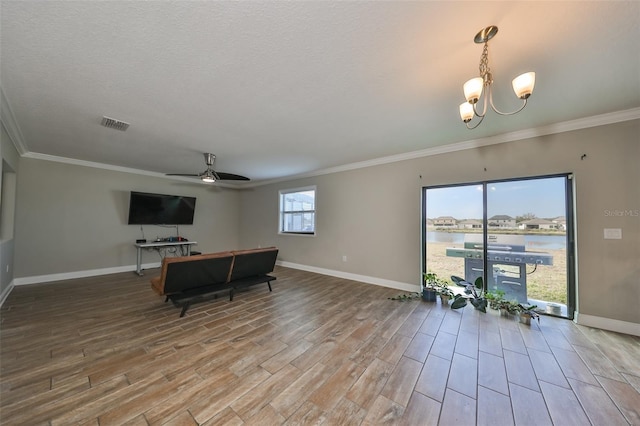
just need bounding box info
[1,1,639,184]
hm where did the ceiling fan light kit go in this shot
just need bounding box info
[200,154,218,182]
[459,25,536,129]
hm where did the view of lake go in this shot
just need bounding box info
[426,231,566,250]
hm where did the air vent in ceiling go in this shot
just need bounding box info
[101,116,130,131]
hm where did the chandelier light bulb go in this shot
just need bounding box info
[459,102,475,123]
[463,77,484,104]
[512,72,536,99]
[201,175,215,183]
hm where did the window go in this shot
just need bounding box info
[279,186,315,235]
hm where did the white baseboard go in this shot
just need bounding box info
[13,261,415,292]
[0,280,15,308]
[13,262,161,286]
[576,313,640,337]
[276,260,420,293]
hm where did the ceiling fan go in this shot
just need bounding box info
[166,153,250,182]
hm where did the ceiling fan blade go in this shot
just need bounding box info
[215,172,250,181]
[164,154,249,182]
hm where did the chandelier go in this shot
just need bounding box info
[459,26,536,129]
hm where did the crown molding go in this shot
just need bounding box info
[0,86,28,155]
[11,106,640,188]
[21,152,242,188]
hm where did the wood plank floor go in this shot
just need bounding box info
[1,266,639,425]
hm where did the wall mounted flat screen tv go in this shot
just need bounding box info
[127,191,196,225]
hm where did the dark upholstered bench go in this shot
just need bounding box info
[150,247,278,316]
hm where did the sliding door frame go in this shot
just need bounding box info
[422,173,576,319]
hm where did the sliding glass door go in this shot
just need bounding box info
[422,174,574,318]
[423,183,484,295]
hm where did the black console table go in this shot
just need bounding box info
[134,241,198,276]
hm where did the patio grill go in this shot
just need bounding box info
[445,234,553,303]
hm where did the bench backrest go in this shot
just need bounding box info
[161,251,234,294]
[229,247,279,282]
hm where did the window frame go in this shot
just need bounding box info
[278,185,316,236]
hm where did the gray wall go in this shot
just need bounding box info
[1,123,20,300]
[239,120,640,326]
[13,158,242,278]
[8,120,639,330]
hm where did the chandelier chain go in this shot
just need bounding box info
[479,43,491,84]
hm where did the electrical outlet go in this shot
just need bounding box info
[342,255,347,262]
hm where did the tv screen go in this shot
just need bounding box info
[127,191,196,225]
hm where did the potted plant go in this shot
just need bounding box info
[450,276,488,313]
[389,271,446,302]
[485,289,505,310]
[422,271,439,302]
[437,286,455,305]
[497,299,519,318]
[432,279,455,305]
[517,303,541,325]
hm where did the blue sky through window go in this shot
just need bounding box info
[426,177,566,220]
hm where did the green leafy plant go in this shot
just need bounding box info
[450,276,488,312]
[388,271,451,302]
[388,292,421,301]
[422,271,441,291]
[423,271,455,298]
[517,303,541,323]
[422,271,446,302]
[437,286,456,299]
[497,299,520,315]
[485,289,506,310]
